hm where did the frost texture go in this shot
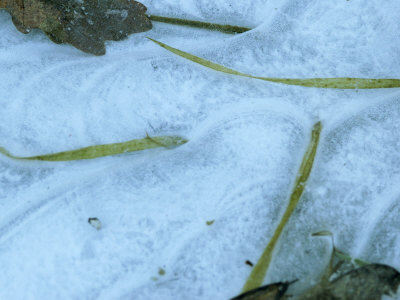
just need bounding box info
[1,0,400,299]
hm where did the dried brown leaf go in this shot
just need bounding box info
[299,264,400,300]
[329,264,400,299]
[2,0,152,55]
[231,281,293,300]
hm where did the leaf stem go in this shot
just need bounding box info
[241,121,322,293]
[147,15,251,34]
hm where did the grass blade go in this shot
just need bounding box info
[147,15,251,34]
[241,121,322,293]
[0,135,187,161]
[148,38,400,89]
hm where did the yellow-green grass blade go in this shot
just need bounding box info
[147,15,251,34]
[148,38,400,89]
[0,135,187,161]
[242,121,322,293]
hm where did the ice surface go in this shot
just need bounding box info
[0,0,400,299]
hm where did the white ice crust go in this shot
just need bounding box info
[0,0,400,299]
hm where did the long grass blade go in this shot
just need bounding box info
[0,135,187,161]
[148,38,400,89]
[241,121,322,293]
[147,15,251,34]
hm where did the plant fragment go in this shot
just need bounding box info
[232,263,400,300]
[0,135,187,161]
[231,281,294,300]
[0,0,152,55]
[312,230,369,268]
[245,260,254,267]
[233,230,400,300]
[158,268,166,276]
[88,217,102,230]
[325,264,400,300]
[147,15,250,34]
[240,122,322,293]
[0,1,250,54]
[297,232,400,299]
[148,38,400,89]
[298,253,400,300]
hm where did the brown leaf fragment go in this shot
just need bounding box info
[2,0,152,55]
[329,264,400,300]
[298,264,400,300]
[231,281,293,300]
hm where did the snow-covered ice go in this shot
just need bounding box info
[0,0,400,299]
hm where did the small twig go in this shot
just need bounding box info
[147,15,251,34]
